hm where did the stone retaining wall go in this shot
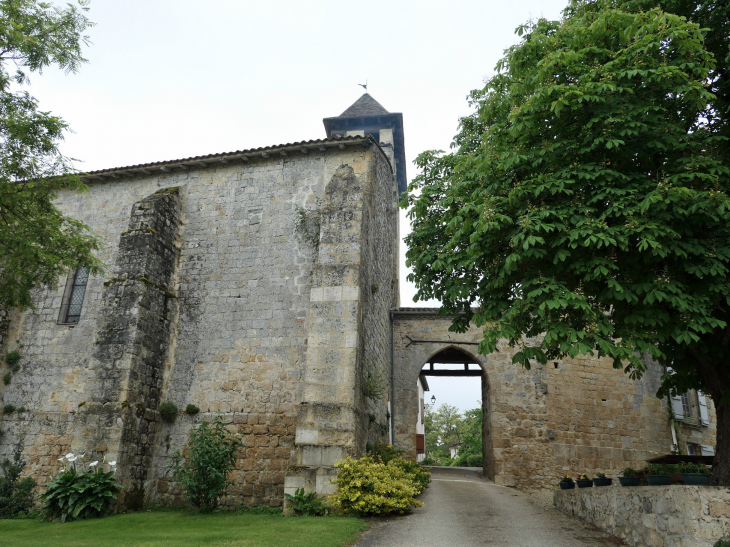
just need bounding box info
[554,485,730,547]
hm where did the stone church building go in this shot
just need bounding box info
[0,94,717,507]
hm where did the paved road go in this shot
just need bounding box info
[354,467,622,547]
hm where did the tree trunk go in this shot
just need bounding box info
[690,346,730,486]
[709,395,730,486]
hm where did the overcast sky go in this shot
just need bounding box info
[30,0,568,413]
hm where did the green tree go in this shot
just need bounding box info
[423,405,448,463]
[423,404,466,464]
[404,0,730,485]
[0,0,102,310]
[453,408,482,467]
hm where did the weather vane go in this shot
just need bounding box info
[358,80,367,93]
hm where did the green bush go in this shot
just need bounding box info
[158,402,178,422]
[3,404,15,414]
[5,351,20,367]
[2,372,10,385]
[421,455,436,466]
[41,456,121,522]
[367,441,403,464]
[330,455,427,516]
[0,437,36,518]
[185,404,200,415]
[166,417,243,512]
[467,454,483,467]
[389,457,431,492]
[284,487,330,516]
[714,540,730,547]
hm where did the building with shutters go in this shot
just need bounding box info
[0,93,718,506]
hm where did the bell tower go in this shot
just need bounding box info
[323,93,407,195]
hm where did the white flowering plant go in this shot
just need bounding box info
[41,453,121,522]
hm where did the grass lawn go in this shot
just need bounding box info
[0,511,367,547]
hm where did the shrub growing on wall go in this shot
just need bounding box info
[0,437,36,518]
[158,402,178,422]
[166,417,242,512]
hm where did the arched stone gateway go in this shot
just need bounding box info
[391,308,716,489]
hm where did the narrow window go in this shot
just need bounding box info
[58,268,89,324]
[680,392,692,418]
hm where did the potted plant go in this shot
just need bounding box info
[619,468,640,486]
[576,474,593,488]
[559,475,575,490]
[645,463,671,485]
[593,472,612,487]
[678,461,711,485]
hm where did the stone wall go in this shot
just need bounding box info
[284,142,399,498]
[393,313,717,490]
[90,188,183,507]
[356,149,399,449]
[554,486,730,547]
[0,138,396,507]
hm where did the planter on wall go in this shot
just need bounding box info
[646,475,671,486]
[576,479,594,488]
[593,478,613,487]
[681,473,709,486]
[559,481,575,490]
[619,477,640,486]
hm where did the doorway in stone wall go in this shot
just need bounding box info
[418,346,492,477]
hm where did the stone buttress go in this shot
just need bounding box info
[85,188,183,507]
[284,145,398,499]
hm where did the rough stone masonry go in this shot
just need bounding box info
[0,94,718,507]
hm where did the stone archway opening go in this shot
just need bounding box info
[417,346,492,478]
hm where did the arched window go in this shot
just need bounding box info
[58,268,89,324]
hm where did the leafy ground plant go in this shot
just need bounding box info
[285,488,330,516]
[41,454,120,522]
[167,417,242,512]
[0,436,36,518]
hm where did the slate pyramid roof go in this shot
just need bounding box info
[338,93,390,118]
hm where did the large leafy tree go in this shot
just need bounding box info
[0,0,102,310]
[404,0,730,485]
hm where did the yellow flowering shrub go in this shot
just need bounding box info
[329,455,425,516]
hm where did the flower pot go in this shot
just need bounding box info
[576,479,594,488]
[593,478,613,487]
[559,481,575,490]
[646,475,671,486]
[619,477,640,487]
[681,473,709,486]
